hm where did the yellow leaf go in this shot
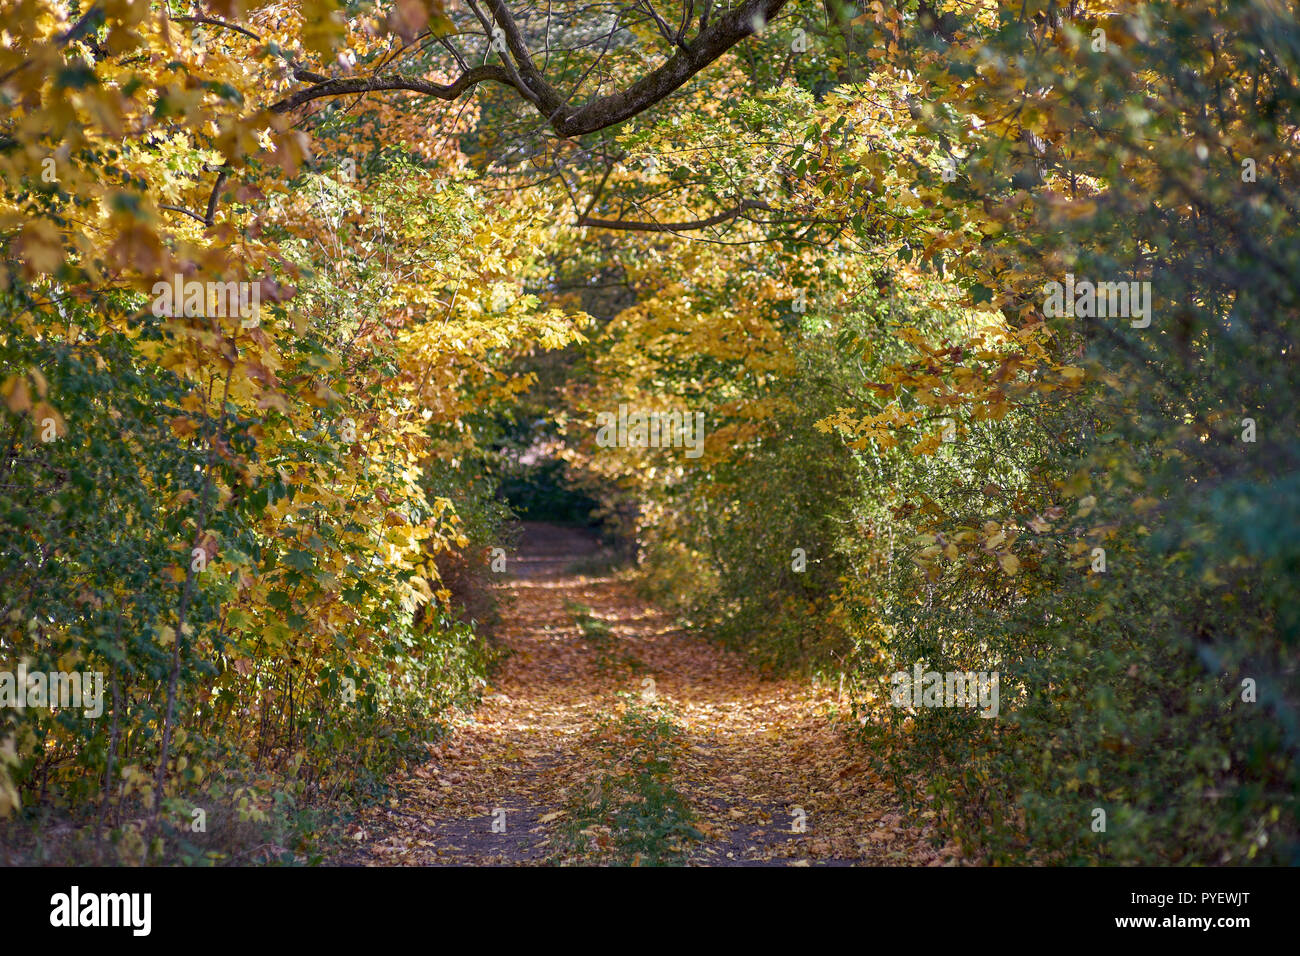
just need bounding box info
[2,377,31,414]
[16,218,64,275]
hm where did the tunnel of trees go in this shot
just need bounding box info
[0,0,1297,866]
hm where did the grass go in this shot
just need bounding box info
[553,696,701,866]
[564,599,642,673]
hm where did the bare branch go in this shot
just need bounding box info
[173,15,262,43]
[266,0,792,138]
[269,64,519,114]
[577,199,773,232]
[159,204,209,225]
[549,0,791,136]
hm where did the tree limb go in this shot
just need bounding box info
[269,64,519,114]
[577,199,772,232]
[269,0,792,137]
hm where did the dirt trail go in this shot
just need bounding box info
[342,522,950,866]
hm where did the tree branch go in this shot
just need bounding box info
[550,0,791,136]
[173,15,262,43]
[269,64,519,114]
[267,0,792,137]
[159,204,210,225]
[577,199,773,232]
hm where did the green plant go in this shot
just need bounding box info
[555,697,700,865]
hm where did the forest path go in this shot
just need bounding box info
[341,522,950,866]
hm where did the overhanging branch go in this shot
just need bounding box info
[269,64,518,114]
[269,0,792,136]
[577,199,772,232]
